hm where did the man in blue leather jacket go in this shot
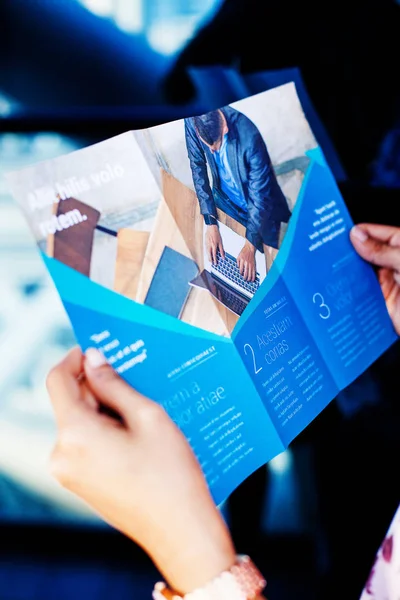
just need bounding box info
[185,107,291,281]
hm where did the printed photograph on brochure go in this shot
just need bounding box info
[11,84,316,337]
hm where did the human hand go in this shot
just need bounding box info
[351,224,400,335]
[237,241,257,282]
[47,348,236,594]
[205,224,225,264]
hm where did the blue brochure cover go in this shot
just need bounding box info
[7,83,397,505]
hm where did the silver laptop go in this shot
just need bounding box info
[190,222,266,316]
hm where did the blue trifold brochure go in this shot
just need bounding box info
[7,83,397,505]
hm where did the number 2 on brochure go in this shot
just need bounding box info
[243,343,263,375]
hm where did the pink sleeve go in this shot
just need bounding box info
[360,504,400,599]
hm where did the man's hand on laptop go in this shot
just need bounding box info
[206,224,225,265]
[237,241,256,282]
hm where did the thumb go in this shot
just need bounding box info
[83,348,149,428]
[219,239,225,260]
[350,226,400,271]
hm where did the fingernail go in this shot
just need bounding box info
[85,347,107,369]
[351,226,368,243]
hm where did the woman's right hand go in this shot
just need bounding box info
[351,224,400,335]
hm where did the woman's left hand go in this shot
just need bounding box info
[47,347,236,594]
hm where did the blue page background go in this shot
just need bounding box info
[234,147,397,446]
[282,148,397,391]
[233,275,337,447]
[43,254,284,505]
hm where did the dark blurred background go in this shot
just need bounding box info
[1,1,400,599]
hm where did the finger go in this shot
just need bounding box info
[213,244,218,265]
[84,348,151,429]
[81,384,99,411]
[46,347,85,426]
[219,241,225,260]
[377,269,400,335]
[48,347,98,413]
[350,226,400,271]
[250,266,256,282]
[207,241,213,264]
[378,268,396,304]
[352,224,400,247]
[379,268,393,294]
[210,242,215,265]
[237,257,243,276]
[243,261,249,281]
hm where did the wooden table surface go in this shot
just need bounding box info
[48,171,285,337]
[110,169,283,336]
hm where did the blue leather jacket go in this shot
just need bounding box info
[184,106,291,251]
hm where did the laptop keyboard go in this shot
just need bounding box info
[213,251,260,296]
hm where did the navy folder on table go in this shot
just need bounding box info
[144,246,199,319]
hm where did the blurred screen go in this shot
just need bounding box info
[77,0,222,55]
[0,0,225,114]
[0,132,106,525]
